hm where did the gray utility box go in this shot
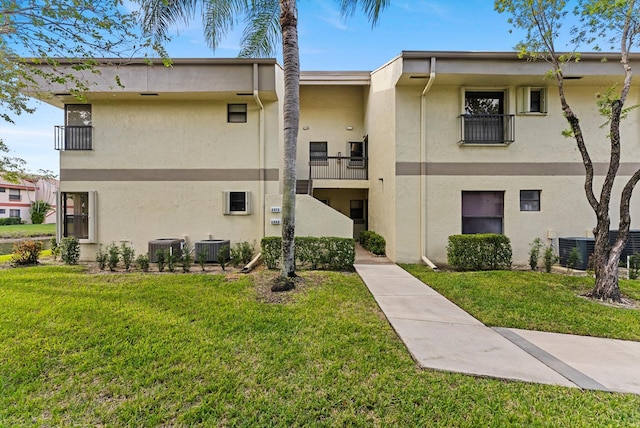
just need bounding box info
[195,240,230,263]
[558,237,595,270]
[148,238,184,263]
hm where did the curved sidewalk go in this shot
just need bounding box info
[354,263,640,395]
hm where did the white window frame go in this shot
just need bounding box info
[9,209,20,218]
[223,191,251,215]
[517,87,548,114]
[56,190,97,243]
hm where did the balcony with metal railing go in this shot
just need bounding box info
[55,126,93,150]
[309,156,368,180]
[459,114,515,144]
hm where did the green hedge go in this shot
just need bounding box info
[359,230,386,256]
[0,218,22,226]
[447,234,512,271]
[261,236,355,271]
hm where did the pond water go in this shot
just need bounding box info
[0,237,52,255]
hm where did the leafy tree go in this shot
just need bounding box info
[496,0,640,302]
[1,0,166,123]
[137,0,388,289]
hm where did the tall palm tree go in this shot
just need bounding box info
[137,0,389,288]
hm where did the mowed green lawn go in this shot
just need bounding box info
[0,223,55,239]
[1,265,639,426]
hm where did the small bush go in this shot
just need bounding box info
[120,242,135,271]
[447,234,512,271]
[95,245,108,270]
[567,247,581,272]
[136,254,150,272]
[543,246,558,273]
[106,243,120,271]
[218,245,229,271]
[0,217,22,226]
[197,249,207,272]
[10,240,44,266]
[230,241,255,267]
[629,253,640,280]
[261,236,355,271]
[50,237,60,261]
[528,238,544,271]
[60,237,80,265]
[156,249,168,272]
[359,230,386,256]
[179,243,193,273]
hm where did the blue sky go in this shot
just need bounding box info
[2,0,535,175]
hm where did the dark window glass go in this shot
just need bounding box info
[309,142,328,161]
[63,192,89,239]
[462,191,504,234]
[228,104,247,123]
[520,190,541,211]
[229,191,247,212]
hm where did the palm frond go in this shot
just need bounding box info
[338,0,390,26]
[239,0,280,57]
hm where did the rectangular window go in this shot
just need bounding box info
[350,200,365,225]
[309,142,328,164]
[0,187,5,192]
[9,209,20,218]
[64,104,93,150]
[461,90,514,144]
[0,209,5,214]
[520,190,541,211]
[62,192,90,239]
[8,188,20,201]
[223,191,250,215]
[462,191,504,234]
[517,87,547,114]
[227,104,247,123]
[348,141,366,167]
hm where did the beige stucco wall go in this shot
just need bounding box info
[388,63,640,265]
[366,60,402,261]
[297,85,367,179]
[264,194,352,239]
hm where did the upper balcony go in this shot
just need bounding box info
[55,126,93,150]
[459,114,515,145]
[309,156,368,181]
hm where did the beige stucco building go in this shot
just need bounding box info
[27,52,640,265]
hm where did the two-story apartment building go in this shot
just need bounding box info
[0,178,58,224]
[26,52,640,265]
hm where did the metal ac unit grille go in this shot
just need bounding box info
[195,240,230,263]
[148,238,184,263]
[558,237,595,270]
[608,230,640,259]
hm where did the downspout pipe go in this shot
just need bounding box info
[420,57,439,271]
[253,63,266,238]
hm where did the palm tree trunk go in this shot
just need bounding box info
[279,0,299,281]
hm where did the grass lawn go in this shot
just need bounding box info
[402,265,640,341]
[0,223,55,239]
[1,265,639,426]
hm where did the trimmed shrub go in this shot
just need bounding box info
[261,236,355,271]
[60,237,80,265]
[106,243,120,271]
[359,230,386,256]
[95,245,108,270]
[0,217,22,226]
[10,240,44,265]
[120,242,135,271]
[136,254,150,272]
[447,234,512,271]
[230,241,255,267]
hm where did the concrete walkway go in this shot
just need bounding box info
[354,263,640,395]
